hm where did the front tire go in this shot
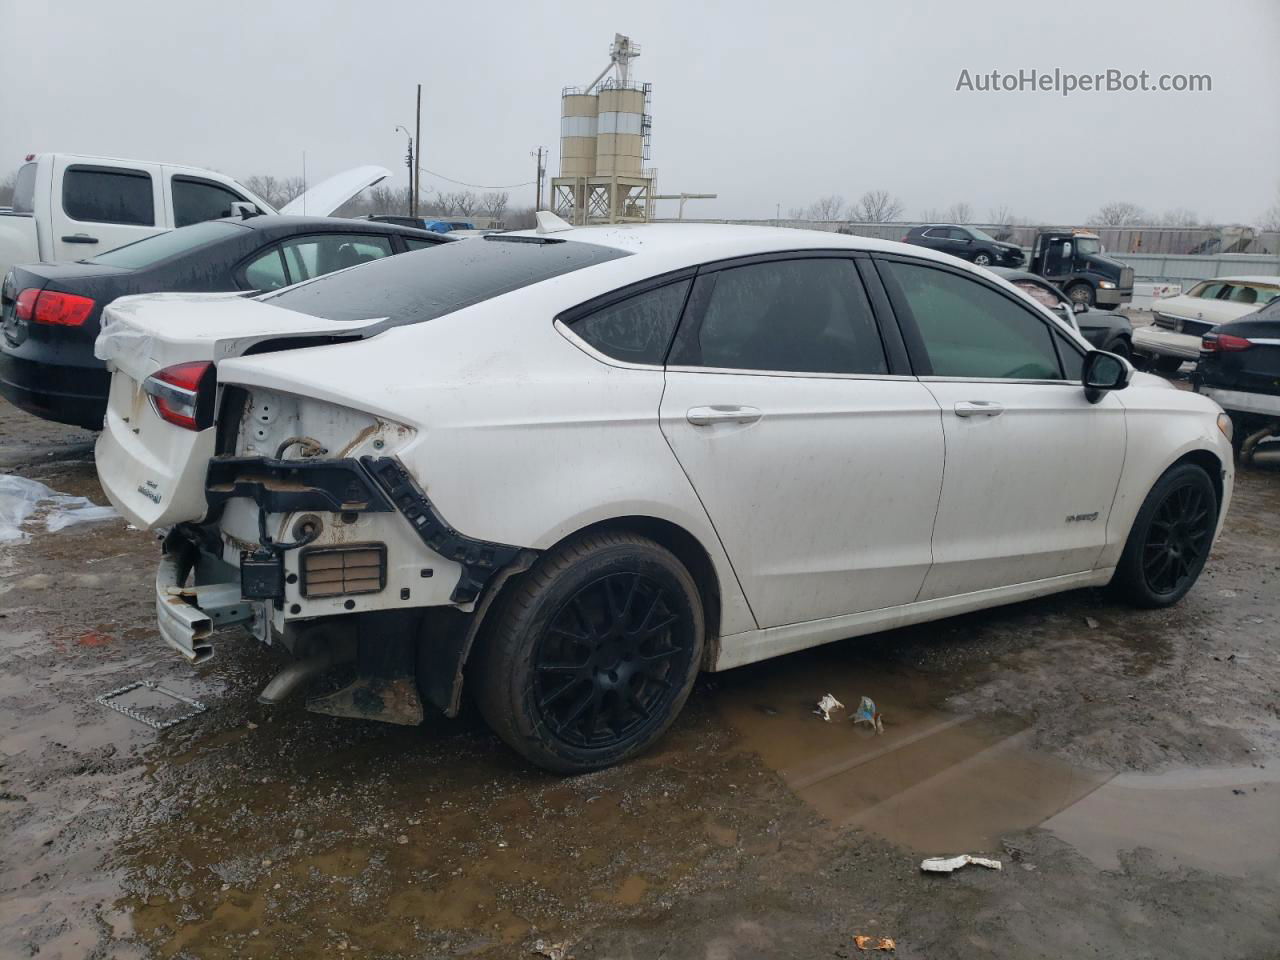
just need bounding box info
[1154,355,1184,375]
[1112,463,1217,608]
[1066,282,1095,308]
[1103,336,1132,361]
[972,251,993,266]
[473,532,704,773]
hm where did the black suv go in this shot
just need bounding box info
[903,224,1025,267]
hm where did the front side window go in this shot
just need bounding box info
[172,177,247,227]
[672,258,888,375]
[881,260,1063,380]
[279,234,393,282]
[569,279,691,365]
[63,165,154,226]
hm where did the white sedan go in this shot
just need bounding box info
[1134,275,1280,372]
[95,218,1235,772]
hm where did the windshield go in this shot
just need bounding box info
[264,236,629,324]
[968,227,998,243]
[1073,237,1101,256]
[87,220,245,269]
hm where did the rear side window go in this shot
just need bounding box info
[279,234,393,282]
[242,247,289,291]
[403,237,443,251]
[265,236,628,324]
[671,258,888,375]
[172,176,247,227]
[569,279,691,364]
[881,260,1063,380]
[11,163,36,214]
[63,165,154,226]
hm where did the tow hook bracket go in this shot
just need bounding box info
[241,551,285,600]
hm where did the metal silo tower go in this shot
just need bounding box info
[552,34,654,225]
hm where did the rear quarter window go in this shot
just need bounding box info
[11,163,37,214]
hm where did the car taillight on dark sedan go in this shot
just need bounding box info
[142,361,216,430]
[1201,333,1255,353]
[15,288,96,327]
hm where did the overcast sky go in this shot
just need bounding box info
[3,0,1277,224]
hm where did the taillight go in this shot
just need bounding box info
[14,288,96,327]
[142,361,216,430]
[1202,333,1254,353]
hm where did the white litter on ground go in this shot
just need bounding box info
[920,854,1003,873]
[0,474,118,544]
[814,693,845,722]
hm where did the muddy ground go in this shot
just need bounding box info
[1,392,1278,960]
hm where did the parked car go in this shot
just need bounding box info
[1194,297,1280,456]
[903,224,1024,267]
[1025,230,1133,310]
[0,152,390,280]
[989,267,1134,358]
[93,220,1233,773]
[367,215,477,234]
[1134,276,1280,373]
[1,215,451,428]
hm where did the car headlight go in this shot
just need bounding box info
[1217,413,1233,442]
[1099,280,1116,289]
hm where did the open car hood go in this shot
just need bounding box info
[278,165,391,217]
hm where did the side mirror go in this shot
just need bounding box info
[1082,349,1132,403]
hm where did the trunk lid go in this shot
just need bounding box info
[94,293,385,529]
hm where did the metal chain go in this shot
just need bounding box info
[96,679,207,731]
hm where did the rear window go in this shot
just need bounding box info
[12,163,37,214]
[264,236,628,324]
[87,220,245,268]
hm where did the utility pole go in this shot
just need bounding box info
[413,84,422,218]
[395,125,414,215]
[531,147,546,211]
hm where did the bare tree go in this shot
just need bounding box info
[944,201,973,224]
[1259,183,1280,232]
[786,205,806,220]
[850,189,904,223]
[504,206,538,230]
[988,204,1015,226]
[1157,208,1200,228]
[1092,201,1147,226]
[804,194,847,221]
[242,174,305,210]
[919,207,943,222]
[480,191,509,223]
[438,190,479,218]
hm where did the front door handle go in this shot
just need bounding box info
[686,405,762,426]
[954,400,1004,418]
[61,234,99,244]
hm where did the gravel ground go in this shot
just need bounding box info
[1,394,1277,960]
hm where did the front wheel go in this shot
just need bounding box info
[1066,282,1095,308]
[473,532,704,773]
[972,252,993,266]
[1111,463,1218,608]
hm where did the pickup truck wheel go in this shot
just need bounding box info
[1111,463,1217,608]
[1066,282,1095,307]
[473,532,703,773]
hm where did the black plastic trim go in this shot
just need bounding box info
[361,456,525,604]
[205,456,394,514]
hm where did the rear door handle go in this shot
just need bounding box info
[954,401,1004,418]
[686,405,762,426]
[61,234,99,244]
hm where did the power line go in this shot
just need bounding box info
[417,166,535,190]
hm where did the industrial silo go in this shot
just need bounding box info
[559,89,599,177]
[595,85,646,177]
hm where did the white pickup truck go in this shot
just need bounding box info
[0,153,389,279]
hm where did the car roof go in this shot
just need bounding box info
[988,267,1047,284]
[1192,275,1280,286]
[232,215,450,239]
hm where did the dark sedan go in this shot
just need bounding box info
[903,224,1025,267]
[1195,297,1280,457]
[1,216,451,428]
[989,267,1133,358]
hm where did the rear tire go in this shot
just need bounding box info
[1103,337,1132,360]
[473,532,704,773]
[1154,355,1184,375]
[1111,463,1217,608]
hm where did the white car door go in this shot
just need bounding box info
[874,256,1126,599]
[51,157,166,259]
[660,255,945,629]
